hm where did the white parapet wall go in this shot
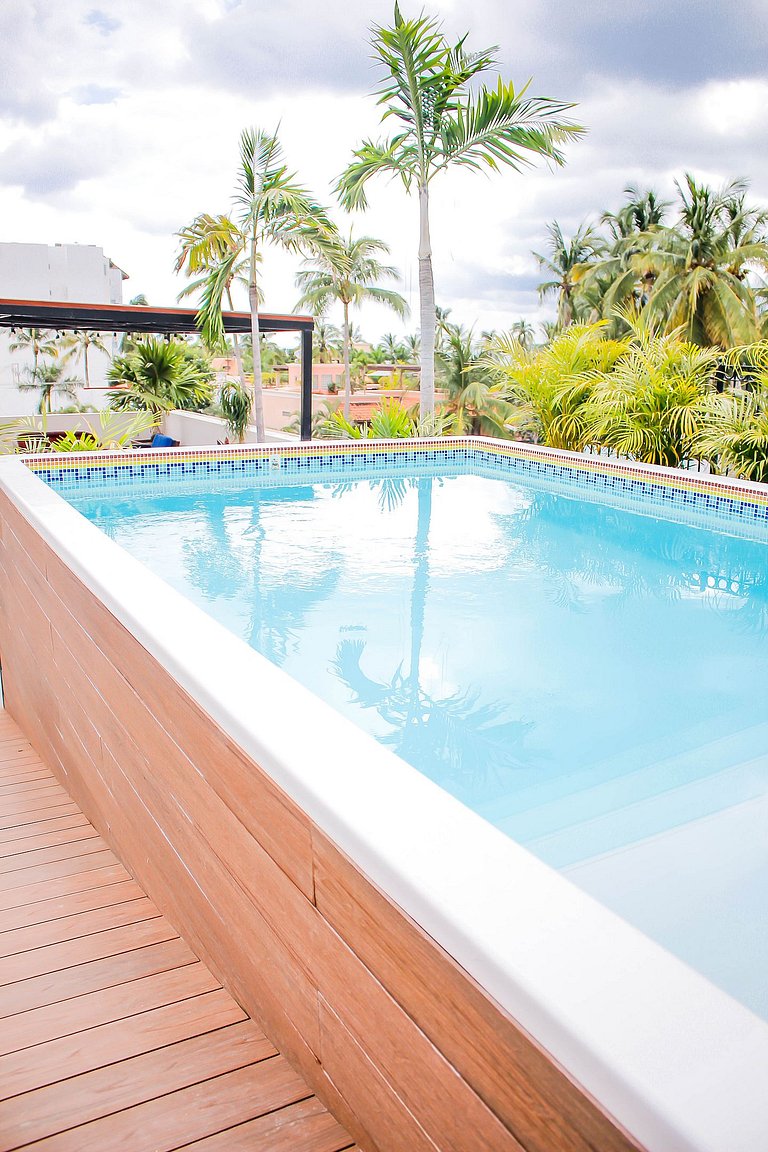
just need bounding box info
[164,410,296,445]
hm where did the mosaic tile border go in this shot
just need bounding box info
[26,437,768,529]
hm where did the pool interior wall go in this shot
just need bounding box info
[2,437,768,1152]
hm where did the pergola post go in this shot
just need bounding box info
[300,327,313,442]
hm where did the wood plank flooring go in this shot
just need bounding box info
[0,710,357,1152]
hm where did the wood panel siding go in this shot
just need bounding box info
[0,713,353,1152]
[0,487,643,1152]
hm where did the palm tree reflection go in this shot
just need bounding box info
[332,477,534,803]
[182,484,342,666]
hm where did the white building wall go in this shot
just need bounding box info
[0,242,127,417]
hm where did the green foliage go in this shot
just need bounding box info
[585,326,718,466]
[108,339,213,413]
[0,410,157,455]
[554,176,768,350]
[436,322,512,436]
[484,322,628,450]
[695,388,768,482]
[219,380,252,442]
[318,398,446,440]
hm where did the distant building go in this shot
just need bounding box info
[0,242,128,417]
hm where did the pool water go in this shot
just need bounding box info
[63,468,768,1019]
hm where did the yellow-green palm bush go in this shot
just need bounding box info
[483,322,628,450]
[695,389,768,482]
[585,324,718,467]
[695,343,768,481]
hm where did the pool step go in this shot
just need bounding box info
[513,751,768,868]
[496,719,768,845]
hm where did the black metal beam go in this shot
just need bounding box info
[0,299,314,336]
[0,299,315,435]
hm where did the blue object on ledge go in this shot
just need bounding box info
[151,433,178,448]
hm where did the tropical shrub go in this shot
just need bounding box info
[219,380,252,442]
[484,322,628,449]
[0,410,157,455]
[695,388,768,482]
[109,339,214,413]
[585,330,718,466]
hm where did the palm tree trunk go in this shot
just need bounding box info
[342,300,352,422]
[418,182,436,426]
[83,344,90,389]
[248,237,265,442]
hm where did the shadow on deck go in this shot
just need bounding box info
[0,710,357,1152]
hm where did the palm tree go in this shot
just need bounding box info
[643,175,768,348]
[296,231,407,419]
[601,185,670,242]
[58,330,109,389]
[17,361,81,414]
[404,332,420,359]
[437,323,511,436]
[336,4,583,424]
[108,339,213,414]
[175,212,251,384]
[534,221,606,329]
[508,318,537,349]
[312,319,342,363]
[571,188,667,332]
[9,328,59,378]
[194,127,332,441]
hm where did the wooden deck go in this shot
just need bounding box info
[0,710,357,1152]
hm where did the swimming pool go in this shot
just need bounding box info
[48,449,768,1021]
[3,438,768,1152]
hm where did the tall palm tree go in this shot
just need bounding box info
[570,188,669,327]
[18,361,81,415]
[643,174,768,348]
[58,330,109,389]
[9,328,59,378]
[335,4,583,424]
[193,128,332,441]
[534,221,606,329]
[296,231,407,419]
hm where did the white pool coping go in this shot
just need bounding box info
[2,448,768,1152]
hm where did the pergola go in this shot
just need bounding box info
[0,298,315,440]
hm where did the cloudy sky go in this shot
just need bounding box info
[2,0,767,344]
